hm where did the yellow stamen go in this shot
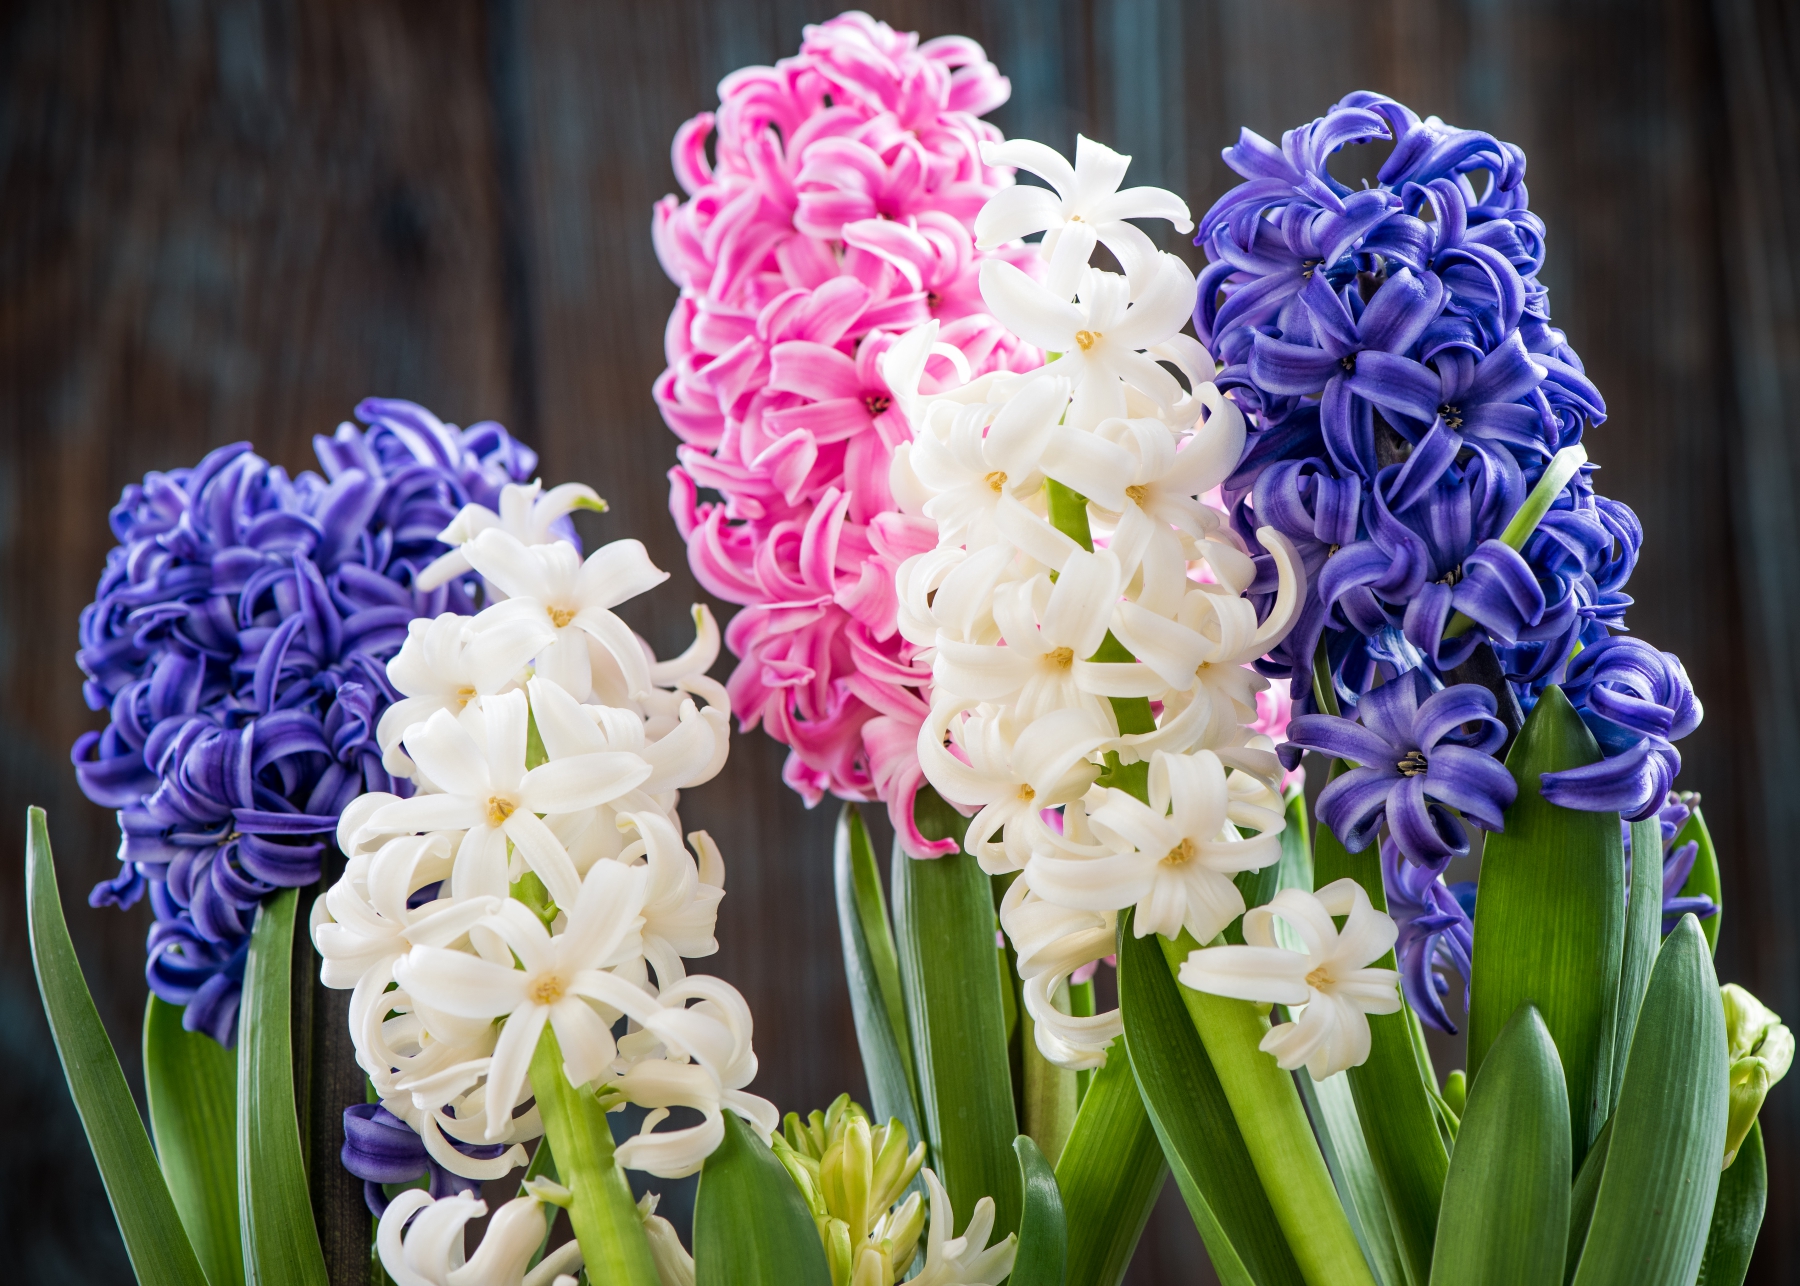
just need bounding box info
[1018,784,1036,802]
[487,796,517,827]
[455,684,477,708]
[1125,484,1150,507]
[1074,330,1098,351]
[1161,837,1197,867]
[1047,646,1075,669]
[529,974,566,1005]
[1305,965,1331,989]
[984,470,1007,493]
[547,605,577,628]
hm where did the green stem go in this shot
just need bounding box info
[528,1027,657,1286]
[1158,933,1376,1286]
[1021,977,1079,1167]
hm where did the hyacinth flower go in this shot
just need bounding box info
[1541,635,1702,820]
[1281,670,1516,870]
[73,399,538,1043]
[1380,837,1473,1034]
[1621,791,1719,934]
[655,12,1039,857]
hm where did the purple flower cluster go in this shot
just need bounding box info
[1212,96,1704,1027]
[73,399,536,1044]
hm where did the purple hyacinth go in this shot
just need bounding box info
[1540,637,1701,821]
[1282,670,1517,870]
[1621,791,1719,934]
[341,1104,509,1216]
[73,398,537,1044]
[1381,838,1473,1034]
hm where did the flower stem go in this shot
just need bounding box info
[528,1026,658,1286]
[1157,932,1377,1286]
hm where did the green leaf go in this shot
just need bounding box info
[1295,1069,1404,1286]
[236,888,328,1286]
[695,1111,832,1286]
[834,804,923,1142]
[1117,914,1302,1286]
[892,788,1020,1239]
[518,1135,558,1270]
[146,994,244,1286]
[1696,1120,1764,1286]
[1564,1116,1612,1282]
[1673,805,1722,954]
[25,807,210,1286]
[1313,771,1449,1286]
[1020,979,1078,1168]
[1469,686,1625,1164]
[1053,1036,1166,1286]
[529,1025,658,1286]
[1610,819,1663,1115]
[1276,787,1315,893]
[1011,1135,1067,1286]
[1430,1003,1570,1286]
[1572,916,1729,1286]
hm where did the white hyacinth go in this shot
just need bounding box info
[889,135,1399,1077]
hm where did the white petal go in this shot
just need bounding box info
[575,538,668,610]
[1177,944,1311,1006]
[979,259,1084,352]
[397,946,528,1019]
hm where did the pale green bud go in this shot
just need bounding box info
[771,1133,829,1223]
[824,1216,854,1286]
[1719,983,1791,1168]
[850,1244,892,1286]
[877,1190,925,1280]
[869,1119,925,1213]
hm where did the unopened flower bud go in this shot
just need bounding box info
[1719,983,1792,1168]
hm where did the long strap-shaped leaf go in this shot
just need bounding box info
[1313,776,1448,1286]
[1429,1003,1569,1286]
[695,1111,831,1286]
[237,888,327,1286]
[529,1026,658,1285]
[1469,686,1625,1166]
[1572,916,1728,1286]
[146,994,244,1286]
[834,804,923,1142]
[1011,1135,1068,1286]
[1696,1120,1764,1286]
[1117,914,1302,1286]
[1610,817,1663,1115]
[1296,1069,1403,1286]
[26,806,210,1286]
[1053,1036,1165,1286]
[893,788,1020,1239]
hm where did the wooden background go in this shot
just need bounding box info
[2,1,1796,1280]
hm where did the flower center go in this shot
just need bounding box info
[1018,783,1036,802]
[1047,646,1076,670]
[926,290,942,308]
[1161,837,1197,867]
[1074,330,1099,351]
[547,604,577,628]
[864,393,892,415]
[1305,964,1332,989]
[1438,564,1464,587]
[1339,353,1357,373]
[1125,484,1150,507]
[1439,402,1464,429]
[984,470,1008,493]
[1300,257,1323,279]
[1397,749,1429,777]
[455,685,477,708]
[528,973,567,1005]
[487,795,518,826]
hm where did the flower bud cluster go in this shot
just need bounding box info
[312,484,776,1210]
[653,12,1042,857]
[888,134,1399,1075]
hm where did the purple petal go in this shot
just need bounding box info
[1319,766,1402,853]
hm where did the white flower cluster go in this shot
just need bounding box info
[313,482,778,1274]
[885,135,1357,1073]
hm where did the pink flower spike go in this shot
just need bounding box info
[654,13,1040,855]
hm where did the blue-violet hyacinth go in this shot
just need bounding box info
[1281,670,1516,870]
[1622,791,1719,934]
[1540,636,1701,821]
[1380,837,1473,1034]
[73,398,539,1044]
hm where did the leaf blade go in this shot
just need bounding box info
[1696,1120,1764,1286]
[1572,917,1729,1286]
[1673,805,1722,954]
[892,788,1021,1239]
[26,806,210,1286]
[1117,913,1303,1286]
[1053,1036,1166,1286]
[1610,818,1663,1114]
[146,994,244,1286]
[835,804,924,1142]
[1469,685,1626,1164]
[1011,1135,1067,1286]
[694,1111,831,1286]
[237,888,328,1286]
[1429,1003,1570,1286]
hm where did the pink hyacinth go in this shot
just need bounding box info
[654,13,1040,856]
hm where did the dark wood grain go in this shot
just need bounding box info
[0,2,1792,1282]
